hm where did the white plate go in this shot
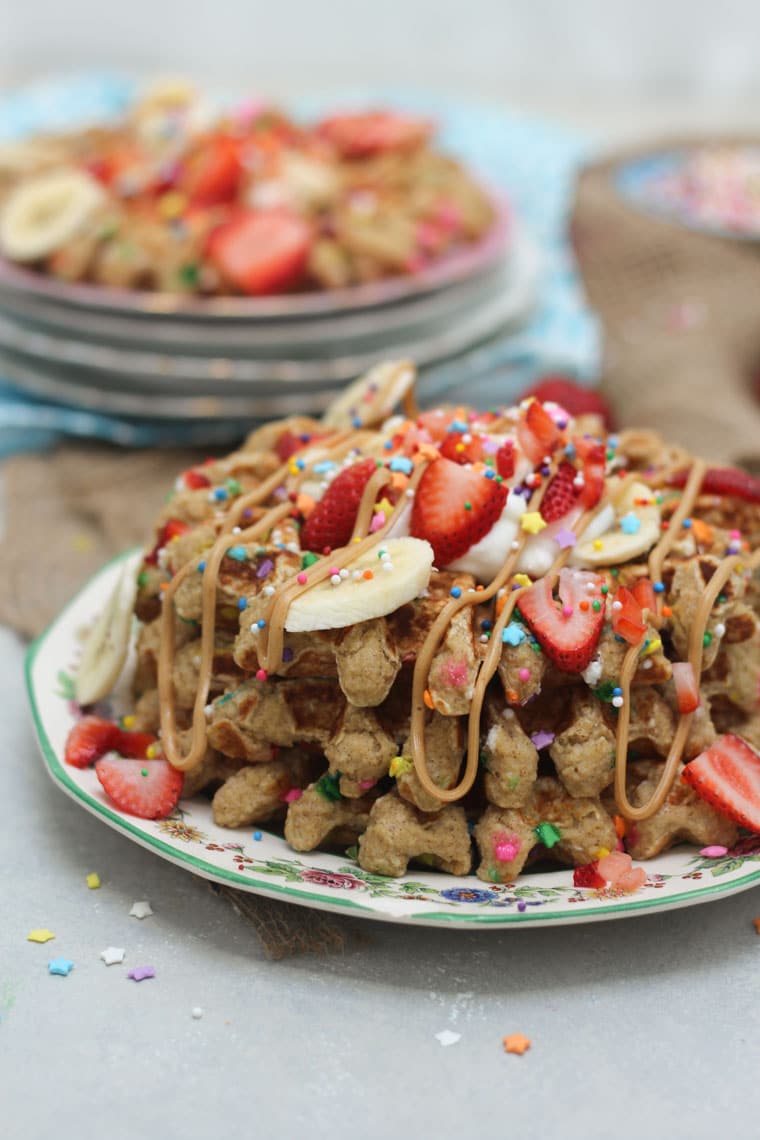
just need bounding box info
[26,552,760,929]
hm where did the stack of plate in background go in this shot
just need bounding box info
[0,198,540,423]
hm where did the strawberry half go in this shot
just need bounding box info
[301,457,379,553]
[668,465,760,504]
[439,432,484,465]
[516,568,604,672]
[682,734,760,832]
[519,376,615,430]
[410,457,507,566]
[65,716,120,768]
[540,462,579,523]
[95,755,184,820]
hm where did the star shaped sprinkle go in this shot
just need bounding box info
[100,947,125,966]
[620,512,641,535]
[530,730,555,750]
[129,900,153,920]
[127,966,155,982]
[520,512,547,535]
[554,527,577,550]
[512,573,532,589]
[27,929,55,943]
[503,1033,531,1055]
[435,1030,461,1047]
[48,957,74,976]
[501,622,526,646]
[86,873,101,890]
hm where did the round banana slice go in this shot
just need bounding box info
[75,564,137,706]
[571,480,661,567]
[285,537,434,632]
[321,360,417,430]
[0,167,106,262]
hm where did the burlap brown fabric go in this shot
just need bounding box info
[7,134,760,953]
[572,137,760,467]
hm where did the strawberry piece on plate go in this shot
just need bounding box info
[495,440,515,480]
[300,457,378,553]
[540,461,579,523]
[682,734,760,832]
[114,728,159,759]
[65,716,120,768]
[317,111,433,158]
[668,465,760,504]
[516,568,604,672]
[611,586,647,646]
[573,861,606,889]
[182,469,211,490]
[517,400,561,464]
[573,439,606,509]
[518,376,615,430]
[95,755,184,820]
[410,456,508,566]
[632,577,657,614]
[439,432,484,465]
[184,135,244,206]
[207,208,312,295]
[672,661,701,714]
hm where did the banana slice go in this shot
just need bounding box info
[321,360,417,430]
[571,480,661,567]
[75,564,137,706]
[285,537,434,632]
[0,168,106,262]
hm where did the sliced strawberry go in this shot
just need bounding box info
[611,586,647,646]
[495,440,515,480]
[410,457,507,566]
[519,376,615,430]
[95,755,183,820]
[516,568,604,672]
[540,462,579,523]
[439,432,484,465]
[668,465,760,504]
[207,208,312,296]
[65,716,120,768]
[572,439,607,509]
[182,469,211,490]
[682,734,760,832]
[573,861,606,889]
[300,457,379,553]
[115,729,159,759]
[414,409,457,443]
[672,661,701,714]
[518,400,561,464]
[632,577,656,614]
[317,110,433,158]
[183,135,244,207]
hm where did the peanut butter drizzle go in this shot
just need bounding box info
[409,474,639,804]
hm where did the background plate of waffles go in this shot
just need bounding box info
[27,552,760,930]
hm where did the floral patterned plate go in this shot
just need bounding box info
[25,551,760,929]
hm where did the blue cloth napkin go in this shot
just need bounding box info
[0,74,600,456]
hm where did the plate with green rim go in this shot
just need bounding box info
[25,550,760,928]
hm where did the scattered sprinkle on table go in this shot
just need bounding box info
[191,1007,204,1019]
[100,947,126,966]
[127,966,155,982]
[503,1033,531,1055]
[435,1030,461,1047]
[48,957,74,977]
[27,929,55,943]
[753,918,760,935]
[129,900,153,920]
[85,873,101,890]
[699,845,728,857]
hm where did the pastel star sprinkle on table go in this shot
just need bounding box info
[127,966,155,982]
[85,873,101,889]
[27,929,55,943]
[435,1030,461,1047]
[48,958,74,977]
[503,1033,531,1055]
[129,900,153,920]
[100,947,126,966]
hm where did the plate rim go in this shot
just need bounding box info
[25,550,760,929]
